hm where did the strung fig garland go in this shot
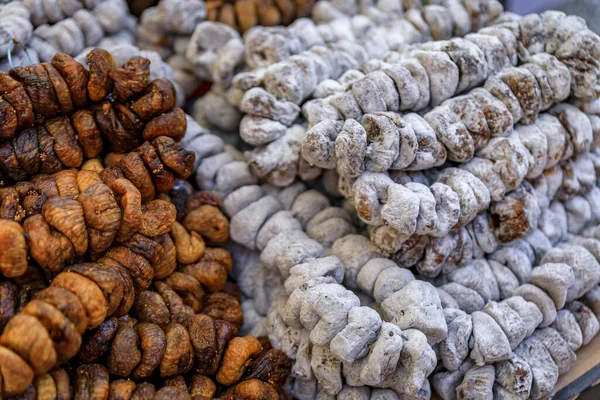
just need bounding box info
[0,0,135,69]
[188,0,502,131]
[183,116,441,397]
[0,162,288,397]
[3,1,600,399]
[181,96,600,398]
[232,9,599,190]
[29,363,287,399]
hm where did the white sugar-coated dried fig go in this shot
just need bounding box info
[566,301,600,346]
[335,119,367,178]
[240,87,301,126]
[521,63,554,111]
[430,182,460,238]
[483,301,527,349]
[425,105,473,163]
[443,94,490,150]
[466,33,512,75]
[583,285,600,320]
[448,259,500,303]
[484,76,523,123]
[514,336,559,400]
[552,309,583,351]
[386,329,436,396]
[432,360,473,400]
[303,120,343,169]
[503,296,543,337]
[470,87,513,137]
[456,364,495,400]
[441,283,485,314]
[513,284,557,328]
[381,183,420,236]
[404,182,437,236]
[359,322,403,386]
[440,308,472,371]
[382,280,447,345]
[531,263,574,309]
[311,344,343,395]
[470,311,512,365]
[543,244,600,301]
[330,306,381,365]
[533,327,576,374]
[497,67,543,124]
[363,113,401,172]
[372,263,415,303]
[352,172,393,226]
[437,287,459,310]
[382,64,420,111]
[411,50,459,107]
[403,113,447,171]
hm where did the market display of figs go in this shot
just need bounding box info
[1,0,600,399]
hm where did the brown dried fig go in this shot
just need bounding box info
[143,108,187,142]
[183,205,229,245]
[131,78,176,121]
[110,56,150,103]
[216,336,263,385]
[202,292,243,328]
[87,48,116,102]
[78,317,118,364]
[160,323,194,377]
[51,271,108,329]
[139,199,177,237]
[74,364,109,400]
[0,220,27,277]
[170,221,205,265]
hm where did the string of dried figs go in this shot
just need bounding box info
[325,212,600,399]
[24,355,289,400]
[160,246,237,320]
[233,9,595,187]
[75,297,265,383]
[261,175,600,397]
[70,313,289,397]
[157,186,241,325]
[0,164,181,277]
[351,108,597,254]
[0,127,193,200]
[0,179,241,396]
[0,223,182,396]
[0,47,187,149]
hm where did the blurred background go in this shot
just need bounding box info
[505,0,600,33]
